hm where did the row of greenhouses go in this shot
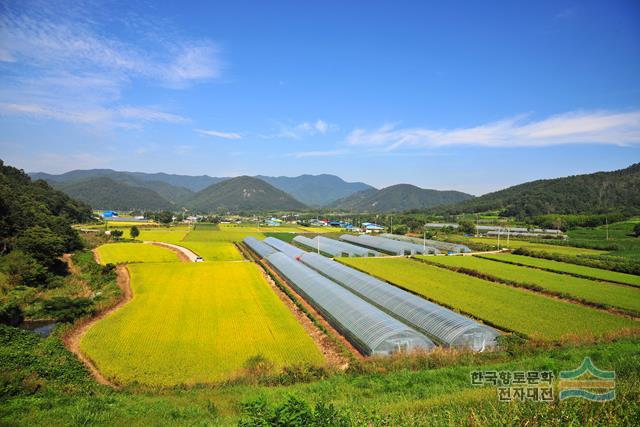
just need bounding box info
[380,233,471,253]
[243,236,499,355]
[293,235,380,257]
[340,234,439,255]
[266,252,435,355]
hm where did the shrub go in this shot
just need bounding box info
[238,395,348,427]
[0,302,24,326]
[41,297,94,323]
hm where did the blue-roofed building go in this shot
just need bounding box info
[362,222,385,233]
[101,210,118,218]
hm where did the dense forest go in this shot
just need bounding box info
[330,184,473,212]
[56,176,176,211]
[431,163,640,217]
[0,160,94,324]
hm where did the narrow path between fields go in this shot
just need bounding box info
[145,241,199,262]
[64,264,132,388]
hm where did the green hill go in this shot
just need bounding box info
[56,177,174,211]
[434,163,640,216]
[331,184,474,212]
[187,176,307,212]
[255,174,373,206]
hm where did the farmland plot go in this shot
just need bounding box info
[422,255,640,314]
[477,253,640,287]
[464,237,606,256]
[96,243,180,265]
[340,258,636,340]
[81,262,324,385]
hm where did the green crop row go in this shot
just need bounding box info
[340,258,637,340]
[420,255,640,314]
[477,253,640,287]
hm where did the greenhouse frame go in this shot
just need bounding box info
[380,233,471,253]
[264,236,306,258]
[243,236,278,258]
[299,252,499,351]
[266,252,435,356]
[340,234,439,255]
[293,235,380,257]
[316,236,380,257]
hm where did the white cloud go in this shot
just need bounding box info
[346,111,640,150]
[262,119,337,139]
[195,129,242,139]
[0,2,221,128]
[0,102,188,127]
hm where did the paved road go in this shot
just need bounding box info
[144,241,200,262]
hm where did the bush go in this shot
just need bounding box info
[633,223,640,237]
[0,250,50,288]
[0,302,24,326]
[238,395,348,427]
[41,297,94,323]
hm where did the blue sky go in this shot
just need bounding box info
[1,0,639,195]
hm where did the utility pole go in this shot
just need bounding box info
[476,213,480,237]
[497,229,500,249]
[606,216,609,241]
[423,224,427,253]
[317,237,320,254]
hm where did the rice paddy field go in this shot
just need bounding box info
[421,255,640,314]
[180,241,243,261]
[95,243,180,265]
[477,253,640,287]
[80,262,324,386]
[339,257,637,340]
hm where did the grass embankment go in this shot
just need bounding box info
[2,324,639,425]
[95,243,180,265]
[478,253,640,287]
[421,255,640,314]
[80,262,324,386]
[340,258,636,340]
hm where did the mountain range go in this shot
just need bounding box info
[430,162,640,216]
[28,163,639,215]
[30,168,470,213]
[329,184,473,212]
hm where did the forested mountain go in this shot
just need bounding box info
[30,169,375,208]
[56,177,174,211]
[432,163,640,216]
[0,160,93,302]
[30,169,224,192]
[255,174,373,206]
[187,176,307,212]
[331,184,474,212]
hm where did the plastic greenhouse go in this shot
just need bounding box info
[380,233,471,253]
[266,252,435,356]
[340,234,439,255]
[293,235,380,257]
[316,236,380,257]
[263,237,306,258]
[299,252,499,351]
[243,236,278,258]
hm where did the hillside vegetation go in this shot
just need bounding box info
[331,184,473,212]
[256,174,373,206]
[56,177,174,211]
[0,160,95,323]
[433,163,640,217]
[187,176,308,212]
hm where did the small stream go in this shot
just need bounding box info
[20,320,57,337]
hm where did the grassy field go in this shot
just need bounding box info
[567,218,640,260]
[421,255,640,314]
[95,243,180,265]
[4,323,640,425]
[478,253,640,287]
[80,262,323,386]
[340,258,636,340]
